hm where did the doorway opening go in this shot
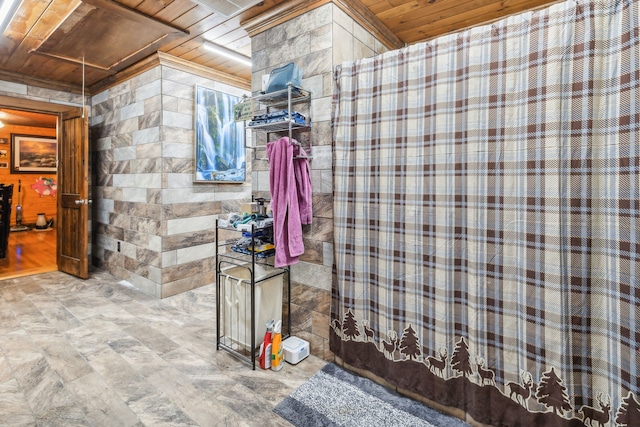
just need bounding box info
[0,107,58,279]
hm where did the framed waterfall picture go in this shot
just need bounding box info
[194,85,246,183]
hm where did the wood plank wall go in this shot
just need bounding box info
[0,125,57,226]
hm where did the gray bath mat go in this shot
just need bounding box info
[274,363,471,426]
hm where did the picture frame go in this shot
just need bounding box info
[11,134,57,174]
[194,85,245,183]
[0,162,8,168]
[0,138,7,144]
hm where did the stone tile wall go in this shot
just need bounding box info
[249,3,387,360]
[91,64,251,298]
[0,80,86,107]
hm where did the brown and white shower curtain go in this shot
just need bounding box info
[331,1,639,425]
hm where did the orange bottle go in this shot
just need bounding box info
[271,320,284,371]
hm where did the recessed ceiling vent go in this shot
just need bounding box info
[192,0,262,17]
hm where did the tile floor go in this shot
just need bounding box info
[0,270,327,426]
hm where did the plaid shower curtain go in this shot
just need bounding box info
[331,1,639,426]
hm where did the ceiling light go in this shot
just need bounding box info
[203,41,252,67]
[0,0,20,35]
[192,0,263,18]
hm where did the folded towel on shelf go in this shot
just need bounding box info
[231,245,276,258]
[249,110,306,126]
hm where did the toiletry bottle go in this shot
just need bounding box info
[258,320,274,370]
[271,320,284,371]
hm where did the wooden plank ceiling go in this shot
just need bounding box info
[0,108,57,128]
[0,0,560,95]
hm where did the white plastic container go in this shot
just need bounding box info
[282,336,309,364]
[221,264,283,350]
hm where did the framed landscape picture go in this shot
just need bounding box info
[11,134,57,174]
[194,85,245,183]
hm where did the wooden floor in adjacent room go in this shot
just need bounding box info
[0,227,57,280]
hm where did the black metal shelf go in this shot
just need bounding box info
[245,83,313,160]
[252,85,311,107]
[247,119,311,132]
[215,220,291,370]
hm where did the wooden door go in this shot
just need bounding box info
[57,108,89,279]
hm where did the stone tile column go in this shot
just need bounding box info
[243,0,397,360]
